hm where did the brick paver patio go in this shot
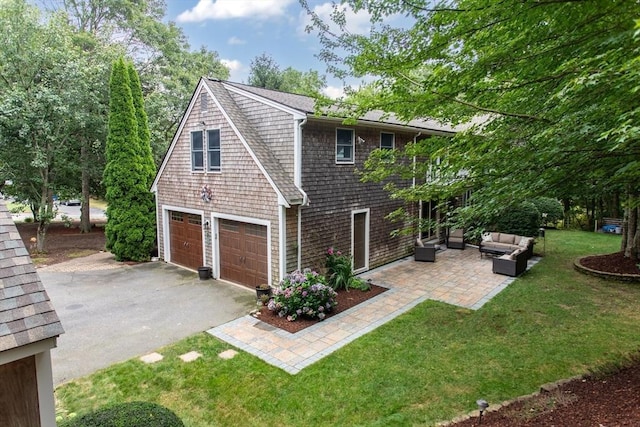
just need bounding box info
[208,247,540,374]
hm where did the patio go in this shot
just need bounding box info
[208,247,541,374]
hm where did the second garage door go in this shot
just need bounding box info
[219,219,268,287]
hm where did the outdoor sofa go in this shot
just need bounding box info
[479,232,534,258]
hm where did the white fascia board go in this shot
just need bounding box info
[207,84,291,208]
[151,78,208,192]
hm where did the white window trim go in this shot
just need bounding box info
[335,128,355,164]
[380,131,395,150]
[206,127,222,173]
[190,130,204,172]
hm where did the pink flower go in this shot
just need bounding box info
[327,247,334,255]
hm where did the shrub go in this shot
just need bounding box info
[61,401,184,427]
[325,247,370,291]
[494,201,540,237]
[267,269,337,321]
[531,197,564,225]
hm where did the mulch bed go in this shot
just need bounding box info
[253,284,388,334]
[446,354,640,426]
[579,251,640,275]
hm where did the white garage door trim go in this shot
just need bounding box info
[212,212,272,286]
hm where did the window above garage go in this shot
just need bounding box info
[191,128,221,172]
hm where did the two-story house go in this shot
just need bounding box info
[151,79,455,289]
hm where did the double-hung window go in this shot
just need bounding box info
[191,130,204,171]
[336,128,354,164]
[207,129,221,172]
[380,132,394,150]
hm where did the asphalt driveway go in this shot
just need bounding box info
[38,254,255,386]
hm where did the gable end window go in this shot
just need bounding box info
[191,130,204,171]
[336,128,354,164]
[207,129,221,172]
[380,132,395,150]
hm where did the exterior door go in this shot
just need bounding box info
[219,219,268,287]
[169,211,203,270]
[352,210,369,272]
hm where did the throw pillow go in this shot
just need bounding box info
[481,232,492,242]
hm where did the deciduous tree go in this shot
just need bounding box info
[302,0,640,260]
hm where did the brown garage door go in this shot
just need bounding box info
[169,211,203,270]
[219,219,268,287]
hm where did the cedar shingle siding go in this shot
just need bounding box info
[300,120,414,271]
[152,78,454,287]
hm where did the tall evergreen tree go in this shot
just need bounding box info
[104,57,155,261]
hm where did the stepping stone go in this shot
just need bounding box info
[218,349,238,360]
[179,351,202,362]
[140,352,163,364]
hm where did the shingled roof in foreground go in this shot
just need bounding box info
[0,201,64,352]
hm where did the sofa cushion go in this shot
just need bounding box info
[510,248,524,259]
[450,229,464,238]
[491,232,501,242]
[499,233,516,244]
[518,237,530,247]
[498,254,511,260]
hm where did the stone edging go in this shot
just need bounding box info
[574,257,640,283]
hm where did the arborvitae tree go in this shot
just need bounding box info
[127,61,157,255]
[104,57,155,261]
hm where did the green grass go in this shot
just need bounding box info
[55,230,640,427]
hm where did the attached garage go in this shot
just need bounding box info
[218,219,268,288]
[169,211,203,270]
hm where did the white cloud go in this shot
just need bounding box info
[220,58,246,82]
[322,85,345,99]
[298,2,373,37]
[228,36,246,45]
[177,0,296,23]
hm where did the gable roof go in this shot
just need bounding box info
[0,202,64,353]
[204,80,304,206]
[223,80,457,135]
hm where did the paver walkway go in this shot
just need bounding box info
[208,247,540,374]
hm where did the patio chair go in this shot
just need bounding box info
[414,238,436,262]
[446,228,465,250]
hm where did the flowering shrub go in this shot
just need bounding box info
[325,247,370,291]
[267,269,338,322]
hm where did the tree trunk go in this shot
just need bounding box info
[623,189,639,261]
[80,142,91,233]
[562,198,571,228]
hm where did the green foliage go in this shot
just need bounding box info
[61,401,184,427]
[268,269,337,321]
[531,197,564,226]
[303,0,640,260]
[494,201,540,237]
[104,58,155,261]
[248,53,326,95]
[325,247,370,291]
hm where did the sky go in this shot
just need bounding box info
[164,0,382,98]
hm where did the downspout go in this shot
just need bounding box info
[295,117,308,270]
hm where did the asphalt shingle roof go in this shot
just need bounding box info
[0,201,63,352]
[223,80,457,134]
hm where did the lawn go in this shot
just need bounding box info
[54,230,640,426]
